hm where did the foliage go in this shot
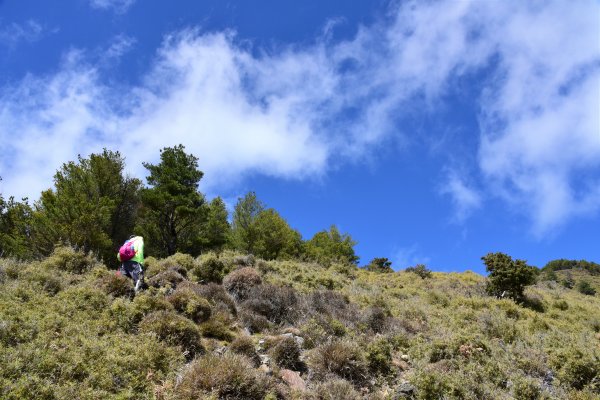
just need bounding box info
[0,191,33,259]
[136,145,205,257]
[167,286,212,322]
[308,340,368,385]
[191,253,228,284]
[365,257,393,273]
[543,258,600,275]
[223,267,262,301]
[170,353,272,400]
[405,264,432,279]
[303,225,359,266]
[229,191,265,255]
[197,196,230,253]
[482,252,537,302]
[270,336,305,371]
[252,209,303,260]
[32,150,141,265]
[577,280,596,296]
[138,310,204,359]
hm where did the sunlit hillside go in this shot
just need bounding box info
[0,246,598,399]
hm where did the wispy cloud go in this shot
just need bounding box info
[0,1,598,236]
[89,0,135,14]
[0,20,45,48]
[392,245,431,270]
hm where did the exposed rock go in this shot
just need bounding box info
[400,354,410,361]
[259,364,272,376]
[279,369,306,391]
[395,382,416,399]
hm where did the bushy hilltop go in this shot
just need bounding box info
[0,247,599,400]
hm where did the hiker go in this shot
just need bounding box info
[117,235,145,292]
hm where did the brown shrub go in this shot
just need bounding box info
[148,269,185,289]
[199,312,236,341]
[241,284,300,325]
[240,310,272,334]
[139,311,203,359]
[99,272,134,298]
[167,287,212,323]
[173,353,271,400]
[223,267,262,301]
[270,336,305,371]
[229,335,260,366]
[196,282,237,315]
[308,340,368,385]
[315,378,361,400]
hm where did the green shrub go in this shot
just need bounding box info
[366,338,393,376]
[42,245,96,274]
[196,282,237,315]
[130,290,174,323]
[577,280,596,296]
[552,299,569,311]
[483,252,537,302]
[223,267,262,301]
[413,370,451,400]
[139,311,203,359]
[315,378,361,400]
[405,264,432,279]
[191,253,228,284]
[164,252,196,272]
[513,378,542,400]
[23,268,64,295]
[308,340,368,385]
[171,353,271,400]
[270,336,304,371]
[167,287,212,323]
[199,312,236,341]
[365,257,393,273]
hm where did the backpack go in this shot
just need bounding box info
[119,240,136,261]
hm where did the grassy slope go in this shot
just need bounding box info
[0,247,598,400]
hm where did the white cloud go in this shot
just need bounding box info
[0,1,598,236]
[440,171,482,223]
[0,20,44,48]
[392,245,431,270]
[89,0,135,14]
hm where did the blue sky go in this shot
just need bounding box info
[0,0,599,272]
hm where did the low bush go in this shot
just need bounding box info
[229,335,260,366]
[164,252,196,272]
[139,311,203,359]
[199,312,236,341]
[240,310,272,333]
[42,245,96,274]
[308,340,368,385]
[405,264,432,279]
[167,287,212,323]
[241,284,300,325]
[315,378,361,400]
[366,338,393,376]
[191,253,228,284]
[577,280,597,296]
[270,336,305,371]
[23,268,65,295]
[196,282,237,315]
[223,267,262,301]
[148,268,185,289]
[364,306,392,334]
[98,272,134,298]
[171,353,272,400]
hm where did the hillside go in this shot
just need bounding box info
[0,247,599,400]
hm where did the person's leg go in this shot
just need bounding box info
[131,263,144,292]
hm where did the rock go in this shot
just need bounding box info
[259,354,270,365]
[395,382,416,399]
[279,369,306,391]
[392,358,410,371]
[401,354,410,361]
[259,364,272,376]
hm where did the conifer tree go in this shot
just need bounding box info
[137,145,205,257]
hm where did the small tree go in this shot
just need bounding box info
[577,280,596,296]
[304,225,359,266]
[405,264,432,279]
[366,258,393,273]
[482,252,537,302]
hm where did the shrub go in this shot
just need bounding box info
[552,299,569,311]
[164,252,196,272]
[172,353,271,400]
[577,280,596,296]
[196,282,237,315]
[199,312,236,341]
[167,287,212,323]
[405,264,432,279]
[413,370,451,399]
[148,268,185,289]
[308,340,368,385]
[241,284,299,325]
[482,252,537,302]
[98,272,134,298]
[229,335,260,366]
[315,379,361,400]
[223,267,262,301]
[513,378,542,400]
[23,268,65,295]
[364,306,391,333]
[366,338,393,376]
[240,310,272,333]
[42,245,95,274]
[191,253,227,284]
[270,336,305,371]
[139,311,203,359]
[365,257,393,273]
